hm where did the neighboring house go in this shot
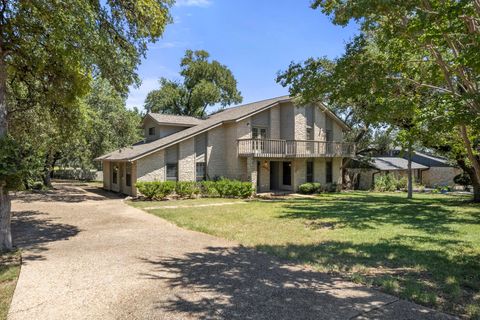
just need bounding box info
[348,152,462,190]
[96,96,354,196]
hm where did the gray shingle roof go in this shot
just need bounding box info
[147,113,203,126]
[370,157,429,171]
[96,96,291,161]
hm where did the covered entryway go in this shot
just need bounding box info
[267,160,292,192]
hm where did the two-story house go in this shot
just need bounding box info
[96,96,354,196]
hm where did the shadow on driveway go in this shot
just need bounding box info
[11,210,80,262]
[11,186,122,204]
[139,246,449,320]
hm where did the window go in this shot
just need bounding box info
[326,160,333,184]
[252,127,267,153]
[252,127,267,139]
[196,162,206,181]
[148,127,156,136]
[166,163,178,181]
[112,165,118,184]
[306,161,314,183]
[125,163,132,187]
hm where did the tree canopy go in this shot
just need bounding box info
[0,0,172,250]
[144,49,243,117]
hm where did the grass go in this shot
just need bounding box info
[0,251,21,320]
[131,192,480,318]
[127,197,245,209]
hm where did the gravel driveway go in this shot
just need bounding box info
[7,182,455,319]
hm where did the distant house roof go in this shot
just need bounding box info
[96,95,350,162]
[386,149,454,168]
[410,151,452,168]
[369,157,429,171]
[146,113,203,127]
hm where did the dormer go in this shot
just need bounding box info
[142,113,203,142]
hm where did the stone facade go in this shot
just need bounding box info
[421,167,462,187]
[103,100,349,195]
[178,138,196,181]
[136,149,165,182]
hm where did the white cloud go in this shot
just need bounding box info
[175,0,212,7]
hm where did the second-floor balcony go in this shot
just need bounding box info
[237,138,355,158]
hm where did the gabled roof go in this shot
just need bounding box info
[410,151,452,168]
[369,157,429,171]
[145,113,203,127]
[96,95,349,162]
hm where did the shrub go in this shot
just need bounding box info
[212,179,254,198]
[298,182,322,194]
[135,181,175,200]
[454,173,471,188]
[374,174,397,192]
[396,176,408,191]
[156,181,176,199]
[200,181,219,197]
[135,181,159,200]
[175,181,200,198]
[236,181,255,198]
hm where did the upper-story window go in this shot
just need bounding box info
[305,105,315,141]
[148,127,156,136]
[252,127,267,139]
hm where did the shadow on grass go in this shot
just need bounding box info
[139,246,451,320]
[256,236,480,316]
[278,193,480,234]
[11,210,80,262]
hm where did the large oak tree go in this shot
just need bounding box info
[0,0,172,251]
[145,49,242,117]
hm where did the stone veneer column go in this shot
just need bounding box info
[178,138,196,181]
[246,157,258,192]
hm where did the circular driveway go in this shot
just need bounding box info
[8,183,454,319]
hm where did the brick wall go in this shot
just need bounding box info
[178,137,195,181]
[270,106,280,139]
[136,149,165,182]
[206,126,227,179]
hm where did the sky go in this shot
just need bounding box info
[126,0,358,113]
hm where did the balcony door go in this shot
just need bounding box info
[252,127,267,153]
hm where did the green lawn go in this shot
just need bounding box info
[132,192,480,318]
[127,197,245,209]
[0,251,21,320]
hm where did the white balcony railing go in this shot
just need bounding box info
[237,139,355,158]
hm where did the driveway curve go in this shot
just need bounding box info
[8,182,454,319]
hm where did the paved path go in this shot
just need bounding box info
[8,183,455,319]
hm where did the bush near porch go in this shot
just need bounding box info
[135,179,254,200]
[133,192,480,318]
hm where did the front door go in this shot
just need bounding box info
[282,161,292,186]
[270,161,279,190]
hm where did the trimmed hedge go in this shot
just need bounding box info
[136,179,254,200]
[298,182,322,194]
[135,181,175,200]
[175,181,200,198]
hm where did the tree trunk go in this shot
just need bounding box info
[456,157,480,203]
[473,177,480,203]
[459,125,480,185]
[0,183,12,250]
[407,141,413,199]
[0,56,12,251]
